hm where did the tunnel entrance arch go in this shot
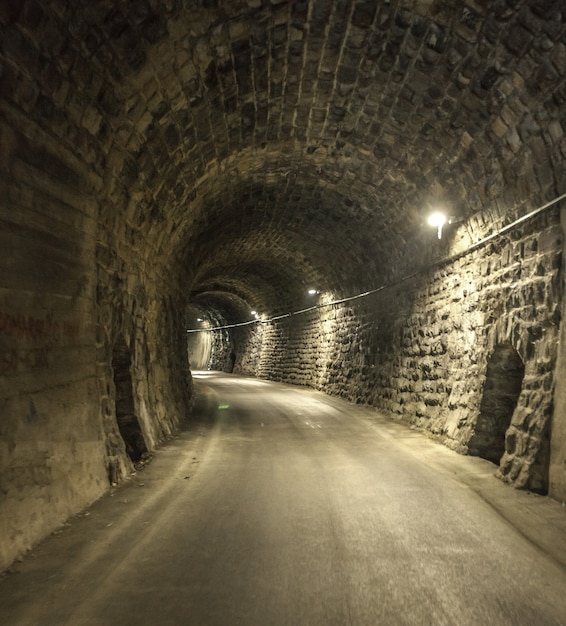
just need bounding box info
[468,342,524,465]
[112,336,148,462]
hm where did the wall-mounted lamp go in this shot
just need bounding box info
[251,310,259,318]
[196,318,203,322]
[427,212,447,239]
[308,289,319,295]
[427,212,463,239]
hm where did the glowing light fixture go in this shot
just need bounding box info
[427,212,447,239]
[251,310,259,318]
[308,289,319,295]
[196,318,203,322]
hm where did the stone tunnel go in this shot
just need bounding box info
[1,0,566,573]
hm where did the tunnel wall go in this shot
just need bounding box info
[0,108,109,571]
[0,30,192,575]
[0,119,192,575]
[95,247,192,486]
[186,305,238,372]
[187,329,213,371]
[551,207,566,502]
[188,326,235,372]
[239,208,562,494]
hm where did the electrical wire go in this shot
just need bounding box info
[187,192,566,333]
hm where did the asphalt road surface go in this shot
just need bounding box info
[2,371,566,626]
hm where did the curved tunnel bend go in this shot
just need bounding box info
[0,0,566,574]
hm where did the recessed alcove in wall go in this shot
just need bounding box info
[112,336,148,463]
[468,342,525,465]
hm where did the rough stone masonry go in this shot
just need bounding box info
[0,0,565,572]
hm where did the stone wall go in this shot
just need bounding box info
[551,207,566,502]
[95,239,192,486]
[0,106,192,573]
[238,206,562,494]
[0,11,192,573]
[186,306,238,372]
[0,104,108,571]
[233,323,268,377]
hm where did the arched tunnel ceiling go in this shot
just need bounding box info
[187,290,254,327]
[12,0,565,313]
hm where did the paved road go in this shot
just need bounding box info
[2,372,566,625]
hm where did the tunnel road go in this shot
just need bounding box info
[1,372,566,625]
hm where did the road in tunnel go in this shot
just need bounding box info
[1,372,566,626]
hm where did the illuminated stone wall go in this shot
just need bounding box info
[239,207,562,494]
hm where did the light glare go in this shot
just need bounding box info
[427,212,446,227]
[427,212,447,239]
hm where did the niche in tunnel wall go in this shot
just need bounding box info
[468,343,524,465]
[112,335,148,462]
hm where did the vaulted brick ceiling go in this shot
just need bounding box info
[9,0,564,316]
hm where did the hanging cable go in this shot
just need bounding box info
[187,192,566,333]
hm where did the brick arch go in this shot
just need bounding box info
[54,0,562,293]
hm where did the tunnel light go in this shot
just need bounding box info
[427,212,447,239]
[196,318,203,322]
[308,289,319,295]
[251,310,259,318]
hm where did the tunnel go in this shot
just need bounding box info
[1,0,566,575]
